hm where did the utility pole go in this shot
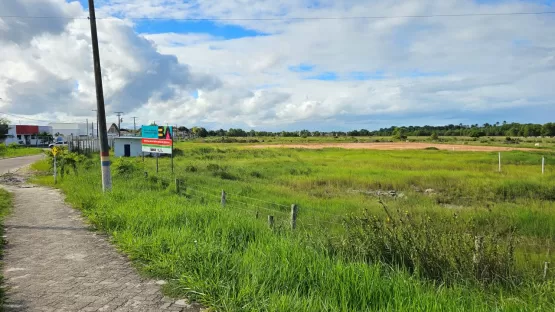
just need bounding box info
[115,112,123,136]
[86,119,89,137]
[88,0,112,192]
[132,117,138,136]
[92,109,98,137]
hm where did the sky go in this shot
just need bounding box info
[0,0,554,131]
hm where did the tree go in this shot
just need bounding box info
[392,127,407,140]
[178,126,188,133]
[431,132,439,141]
[0,118,10,141]
[542,123,555,137]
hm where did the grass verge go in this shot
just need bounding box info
[31,150,555,311]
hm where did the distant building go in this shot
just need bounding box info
[107,123,119,137]
[113,137,142,157]
[49,123,90,137]
[4,125,52,146]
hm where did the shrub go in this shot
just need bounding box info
[250,171,263,178]
[212,170,237,180]
[207,164,220,171]
[185,165,198,172]
[333,201,517,285]
[424,147,439,150]
[112,158,140,176]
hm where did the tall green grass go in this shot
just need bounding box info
[0,145,43,158]
[31,145,555,311]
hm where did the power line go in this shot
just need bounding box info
[1,11,555,21]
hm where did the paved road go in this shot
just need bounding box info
[0,155,44,175]
[1,158,202,312]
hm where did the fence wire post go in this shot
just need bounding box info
[290,204,298,230]
[473,236,484,278]
[175,178,180,194]
[221,190,226,207]
[256,211,259,219]
[544,262,549,281]
[542,156,545,175]
[268,215,274,229]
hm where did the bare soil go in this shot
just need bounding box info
[250,142,539,152]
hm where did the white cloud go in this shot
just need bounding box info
[1,0,555,130]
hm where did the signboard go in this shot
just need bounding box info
[141,126,173,154]
[142,138,173,154]
[142,125,173,140]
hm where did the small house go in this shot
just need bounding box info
[114,137,143,157]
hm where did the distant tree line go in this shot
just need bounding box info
[173,122,555,139]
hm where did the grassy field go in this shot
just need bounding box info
[193,135,555,150]
[0,145,43,158]
[32,143,555,311]
[0,188,13,308]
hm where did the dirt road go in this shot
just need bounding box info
[250,142,539,152]
[0,155,43,175]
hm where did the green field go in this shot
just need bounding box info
[0,145,43,158]
[193,135,555,150]
[33,143,555,311]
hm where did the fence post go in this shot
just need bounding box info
[542,156,545,175]
[221,190,226,207]
[290,204,298,230]
[473,236,484,277]
[53,156,57,184]
[256,211,259,219]
[175,178,180,194]
[498,152,501,173]
[268,215,274,229]
[544,262,549,281]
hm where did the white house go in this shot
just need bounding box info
[49,123,90,138]
[113,137,143,157]
[4,125,52,146]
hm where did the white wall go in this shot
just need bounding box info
[114,138,143,157]
[49,123,88,137]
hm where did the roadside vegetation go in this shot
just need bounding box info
[32,144,555,311]
[0,144,43,159]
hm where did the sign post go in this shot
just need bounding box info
[52,147,60,184]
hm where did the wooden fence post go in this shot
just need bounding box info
[542,157,545,175]
[175,178,180,194]
[268,215,274,229]
[290,204,298,230]
[221,190,226,207]
[498,152,501,173]
[473,236,484,277]
[256,211,259,219]
[544,262,549,281]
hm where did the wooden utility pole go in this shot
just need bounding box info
[92,109,98,138]
[88,0,112,192]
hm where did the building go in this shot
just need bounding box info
[113,137,143,157]
[4,125,52,146]
[108,123,119,137]
[49,123,90,138]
